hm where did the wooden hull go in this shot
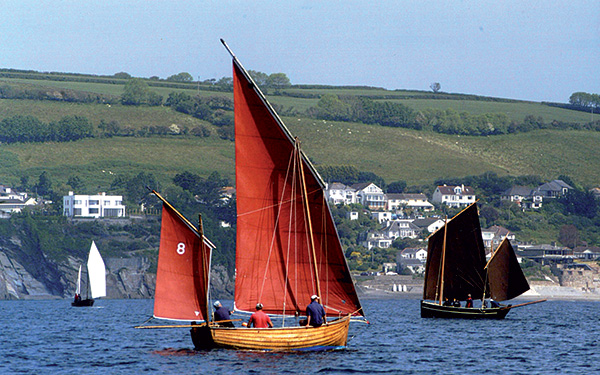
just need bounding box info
[421,300,511,319]
[191,315,351,351]
[72,298,94,307]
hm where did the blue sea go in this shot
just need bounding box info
[1,298,598,374]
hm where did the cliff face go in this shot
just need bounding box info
[0,236,234,300]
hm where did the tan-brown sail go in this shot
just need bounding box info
[486,237,530,301]
[423,203,488,301]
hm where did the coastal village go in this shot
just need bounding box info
[3,177,600,300]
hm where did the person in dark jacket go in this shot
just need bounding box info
[305,295,326,327]
[213,301,235,327]
[465,294,474,308]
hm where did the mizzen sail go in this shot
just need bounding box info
[230,52,362,318]
[153,194,214,321]
[486,237,530,301]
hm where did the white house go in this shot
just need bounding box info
[399,247,428,261]
[387,193,434,211]
[325,182,357,205]
[501,186,543,209]
[63,191,126,218]
[382,219,421,240]
[360,232,393,250]
[432,184,476,208]
[482,225,515,250]
[352,182,386,210]
[371,211,392,223]
[412,217,445,234]
[0,185,37,217]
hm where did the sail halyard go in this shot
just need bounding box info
[228,40,363,319]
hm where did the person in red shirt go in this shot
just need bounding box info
[247,303,273,328]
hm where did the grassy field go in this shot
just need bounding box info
[1,115,599,193]
[1,74,598,193]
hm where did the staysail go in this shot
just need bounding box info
[87,241,106,299]
[423,203,488,301]
[153,192,214,322]
[486,237,530,301]
[231,51,362,318]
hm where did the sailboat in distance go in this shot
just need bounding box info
[146,40,366,350]
[421,202,545,318]
[72,241,106,307]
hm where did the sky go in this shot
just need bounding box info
[1,1,598,103]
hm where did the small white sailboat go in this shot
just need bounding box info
[72,241,106,307]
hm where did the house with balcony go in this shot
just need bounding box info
[481,225,515,250]
[501,186,543,209]
[63,191,126,218]
[352,182,386,210]
[535,179,573,199]
[325,182,357,205]
[381,219,421,240]
[431,184,476,208]
[412,217,445,234]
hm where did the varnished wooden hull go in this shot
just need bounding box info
[191,315,351,351]
[421,300,511,319]
[71,298,94,307]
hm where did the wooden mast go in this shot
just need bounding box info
[438,216,448,305]
[296,138,322,300]
[198,214,210,323]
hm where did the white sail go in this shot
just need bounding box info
[75,265,82,295]
[87,241,106,299]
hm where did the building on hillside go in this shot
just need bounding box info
[325,182,358,205]
[386,193,434,211]
[572,246,600,260]
[399,247,428,261]
[412,217,445,234]
[352,182,386,210]
[535,179,573,199]
[381,219,421,240]
[371,211,392,223]
[432,184,476,208]
[63,191,126,218]
[481,225,515,250]
[517,243,574,265]
[360,232,393,250]
[0,185,37,217]
[501,186,543,209]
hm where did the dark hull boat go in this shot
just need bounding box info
[420,301,510,319]
[421,202,544,319]
[72,298,94,307]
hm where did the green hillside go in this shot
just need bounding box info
[0,71,597,191]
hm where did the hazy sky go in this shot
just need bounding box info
[2,1,598,103]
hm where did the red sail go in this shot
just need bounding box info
[232,62,362,317]
[154,202,212,321]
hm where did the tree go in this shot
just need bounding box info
[35,171,52,196]
[249,70,268,87]
[387,180,407,194]
[267,73,291,89]
[558,224,579,248]
[122,78,162,106]
[430,82,441,93]
[113,72,132,79]
[166,72,193,82]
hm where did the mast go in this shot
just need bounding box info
[297,138,321,300]
[437,216,448,305]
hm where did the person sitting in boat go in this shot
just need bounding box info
[305,295,326,328]
[74,293,81,303]
[247,303,273,328]
[466,294,474,308]
[452,298,460,307]
[443,298,452,306]
[490,298,500,308]
[213,301,235,327]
